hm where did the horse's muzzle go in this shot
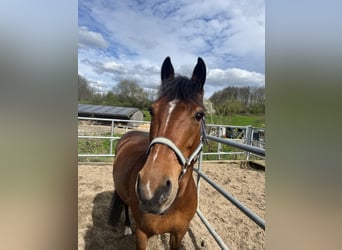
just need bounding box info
[135,174,173,214]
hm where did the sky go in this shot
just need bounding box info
[78,0,265,99]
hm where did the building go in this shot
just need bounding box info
[78,104,144,127]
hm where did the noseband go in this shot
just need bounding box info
[146,119,207,180]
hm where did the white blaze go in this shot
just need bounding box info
[165,100,178,129]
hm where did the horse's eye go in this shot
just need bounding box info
[195,111,204,121]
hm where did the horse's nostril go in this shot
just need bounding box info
[158,179,172,205]
[164,179,172,195]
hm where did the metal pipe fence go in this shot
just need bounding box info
[77,117,265,248]
[206,135,265,157]
[203,124,265,160]
[78,117,265,160]
[194,135,265,249]
[78,117,149,158]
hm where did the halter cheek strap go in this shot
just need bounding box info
[148,137,203,166]
[146,138,202,179]
[146,119,207,180]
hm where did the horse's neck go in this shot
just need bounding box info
[177,167,194,197]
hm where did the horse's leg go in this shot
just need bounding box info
[108,191,123,226]
[135,228,148,250]
[123,204,132,235]
[170,228,187,250]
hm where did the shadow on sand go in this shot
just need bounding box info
[84,191,204,250]
[84,191,136,250]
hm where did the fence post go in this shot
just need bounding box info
[196,152,203,209]
[110,120,114,155]
[245,126,253,160]
[217,126,222,160]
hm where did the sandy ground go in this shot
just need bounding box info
[78,161,265,250]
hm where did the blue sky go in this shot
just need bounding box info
[78,0,265,98]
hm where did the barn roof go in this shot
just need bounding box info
[78,104,141,119]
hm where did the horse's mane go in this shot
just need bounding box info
[157,76,203,103]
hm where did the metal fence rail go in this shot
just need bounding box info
[207,135,265,157]
[194,167,265,230]
[78,117,149,157]
[196,209,229,250]
[194,135,265,249]
[203,124,265,160]
[78,117,265,160]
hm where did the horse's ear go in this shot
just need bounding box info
[191,57,206,90]
[161,57,174,81]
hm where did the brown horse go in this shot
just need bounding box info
[109,57,207,250]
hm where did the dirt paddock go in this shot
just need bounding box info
[78,161,265,250]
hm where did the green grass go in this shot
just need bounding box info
[143,108,265,127]
[78,139,111,154]
[143,110,152,121]
[78,133,121,162]
[206,114,265,127]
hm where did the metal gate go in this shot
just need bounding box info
[194,135,265,249]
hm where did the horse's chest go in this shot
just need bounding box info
[139,213,185,235]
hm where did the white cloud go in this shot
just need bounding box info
[78,26,108,48]
[79,56,265,99]
[102,61,126,74]
[89,80,108,93]
[199,67,263,98]
[208,68,264,86]
[78,0,265,98]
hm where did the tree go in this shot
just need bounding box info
[112,80,151,109]
[78,74,95,102]
[209,86,265,115]
[78,76,152,109]
[102,91,118,106]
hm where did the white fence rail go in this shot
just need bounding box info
[78,117,265,160]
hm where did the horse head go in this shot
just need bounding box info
[135,57,206,214]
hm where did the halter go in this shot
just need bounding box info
[146,119,207,180]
